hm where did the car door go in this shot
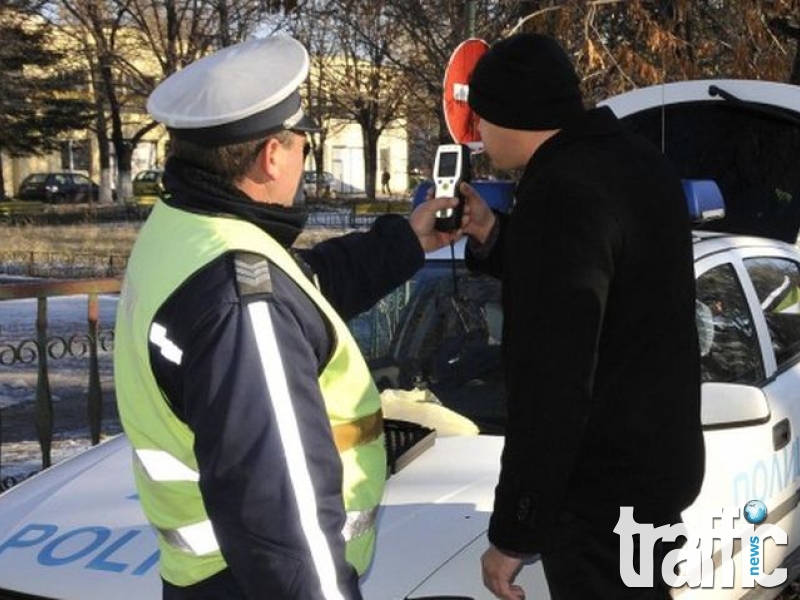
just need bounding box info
[71,174,93,203]
[682,247,800,595]
[49,173,72,203]
[739,249,800,563]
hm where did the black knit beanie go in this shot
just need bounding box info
[468,33,584,130]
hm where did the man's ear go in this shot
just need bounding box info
[257,137,284,181]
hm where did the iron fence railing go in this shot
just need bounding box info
[0,278,121,489]
[0,250,128,279]
[0,209,415,490]
[0,208,406,280]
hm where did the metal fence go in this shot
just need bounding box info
[0,279,121,490]
[0,251,128,279]
[0,277,413,492]
[0,207,405,280]
[0,206,415,490]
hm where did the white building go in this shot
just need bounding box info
[314,119,408,196]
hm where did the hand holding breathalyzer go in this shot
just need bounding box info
[432,143,471,231]
[457,182,496,245]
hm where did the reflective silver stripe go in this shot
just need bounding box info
[159,520,220,556]
[248,301,345,600]
[134,451,220,556]
[149,322,184,365]
[134,449,200,482]
[342,507,377,542]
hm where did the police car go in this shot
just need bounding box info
[2,79,800,599]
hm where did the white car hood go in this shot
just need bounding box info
[0,435,160,599]
[0,434,548,600]
[362,435,547,599]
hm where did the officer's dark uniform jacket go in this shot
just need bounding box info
[467,107,706,554]
[115,158,424,599]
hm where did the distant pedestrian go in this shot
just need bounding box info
[381,170,391,195]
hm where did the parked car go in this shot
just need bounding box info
[17,172,100,204]
[303,170,364,199]
[303,170,337,199]
[132,169,164,201]
[1,79,800,599]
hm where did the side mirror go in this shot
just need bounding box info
[701,382,770,429]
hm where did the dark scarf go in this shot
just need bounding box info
[161,157,308,248]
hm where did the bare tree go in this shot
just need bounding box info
[54,0,300,201]
[381,0,525,172]
[312,0,411,200]
[56,0,145,202]
[506,0,798,105]
[288,2,341,196]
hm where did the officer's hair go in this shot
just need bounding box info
[168,130,294,181]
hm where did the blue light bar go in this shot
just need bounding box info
[412,180,515,214]
[682,179,726,223]
[414,178,724,223]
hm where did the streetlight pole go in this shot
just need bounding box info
[465,0,476,38]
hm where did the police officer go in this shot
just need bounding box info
[114,35,459,600]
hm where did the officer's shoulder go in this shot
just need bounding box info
[231,251,274,297]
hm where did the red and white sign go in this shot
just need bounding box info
[442,38,489,148]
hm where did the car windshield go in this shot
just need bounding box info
[23,174,48,184]
[136,171,160,182]
[352,260,506,434]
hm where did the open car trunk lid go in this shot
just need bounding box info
[600,79,800,243]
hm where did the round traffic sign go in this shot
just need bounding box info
[442,38,489,146]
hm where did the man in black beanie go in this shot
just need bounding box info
[457,33,705,599]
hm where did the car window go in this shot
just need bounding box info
[695,263,763,384]
[72,174,91,186]
[368,264,506,432]
[52,174,69,186]
[137,171,160,182]
[743,257,800,368]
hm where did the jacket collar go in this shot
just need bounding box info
[516,106,623,195]
[162,157,307,248]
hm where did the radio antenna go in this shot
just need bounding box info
[660,47,666,153]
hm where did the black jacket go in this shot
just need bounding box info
[151,160,423,599]
[467,107,705,553]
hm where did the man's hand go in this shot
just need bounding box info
[408,195,461,252]
[481,545,526,600]
[459,182,496,245]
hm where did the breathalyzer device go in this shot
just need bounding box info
[432,143,471,231]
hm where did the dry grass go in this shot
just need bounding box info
[0,221,344,257]
[1,223,141,255]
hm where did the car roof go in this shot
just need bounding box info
[691,230,798,260]
[424,232,799,265]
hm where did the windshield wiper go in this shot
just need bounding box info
[708,84,800,126]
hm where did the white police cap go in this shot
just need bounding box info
[147,34,320,146]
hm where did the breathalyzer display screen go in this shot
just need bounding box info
[438,152,458,177]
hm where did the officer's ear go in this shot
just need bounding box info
[256,137,285,182]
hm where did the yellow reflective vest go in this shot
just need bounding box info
[115,201,386,587]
